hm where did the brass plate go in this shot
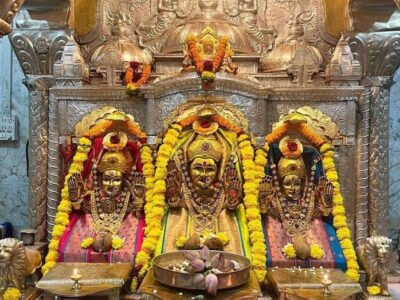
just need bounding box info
[153,251,250,290]
[139,268,261,300]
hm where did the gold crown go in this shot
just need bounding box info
[278,157,306,179]
[98,151,131,173]
[187,134,223,162]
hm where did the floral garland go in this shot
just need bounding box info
[125,63,151,95]
[238,134,267,283]
[367,286,381,295]
[175,231,230,249]
[282,243,325,260]
[42,137,92,275]
[266,122,360,281]
[135,124,182,278]
[3,288,21,300]
[178,114,243,134]
[186,34,228,82]
[86,119,147,141]
[319,141,360,281]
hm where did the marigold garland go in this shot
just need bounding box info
[265,122,360,281]
[135,125,182,277]
[282,243,296,259]
[367,286,381,295]
[186,34,228,82]
[4,288,21,300]
[42,137,92,275]
[238,134,267,283]
[125,63,151,95]
[112,236,124,250]
[265,123,289,144]
[80,237,93,249]
[310,244,325,260]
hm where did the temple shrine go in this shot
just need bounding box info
[1,0,400,299]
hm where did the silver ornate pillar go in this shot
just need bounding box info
[354,82,370,247]
[23,76,53,241]
[367,77,391,235]
[9,25,70,241]
[350,31,400,237]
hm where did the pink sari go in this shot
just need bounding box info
[58,212,145,264]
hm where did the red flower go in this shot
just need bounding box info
[288,141,298,152]
[229,189,238,197]
[130,61,141,68]
[203,60,213,71]
[110,134,120,144]
[200,120,211,128]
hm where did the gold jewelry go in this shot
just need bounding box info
[98,151,131,174]
[176,151,225,234]
[187,134,223,162]
[277,157,306,179]
[271,158,318,237]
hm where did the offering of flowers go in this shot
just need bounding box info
[167,246,241,296]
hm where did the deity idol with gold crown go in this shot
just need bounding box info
[258,110,359,276]
[44,109,147,268]
[146,103,252,259]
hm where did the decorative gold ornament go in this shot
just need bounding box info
[277,157,306,179]
[187,135,223,163]
[273,106,340,142]
[164,100,248,132]
[75,106,146,140]
[103,132,128,151]
[98,151,131,174]
[361,236,392,296]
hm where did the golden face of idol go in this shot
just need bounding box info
[281,174,302,201]
[190,158,218,189]
[101,170,123,196]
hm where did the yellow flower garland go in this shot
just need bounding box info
[238,134,267,283]
[319,142,360,281]
[4,288,21,300]
[135,125,182,277]
[42,137,92,275]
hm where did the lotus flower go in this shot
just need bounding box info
[205,273,218,296]
[182,246,240,296]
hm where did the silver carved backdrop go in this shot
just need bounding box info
[0,0,399,249]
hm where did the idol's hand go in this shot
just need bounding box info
[68,173,83,202]
[166,160,182,207]
[225,178,241,211]
[317,176,333,216]
[259,175,274,214]
[132,172,145,197]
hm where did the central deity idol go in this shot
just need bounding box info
[158,107,250,257]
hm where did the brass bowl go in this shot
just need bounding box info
[153,251,251,290]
